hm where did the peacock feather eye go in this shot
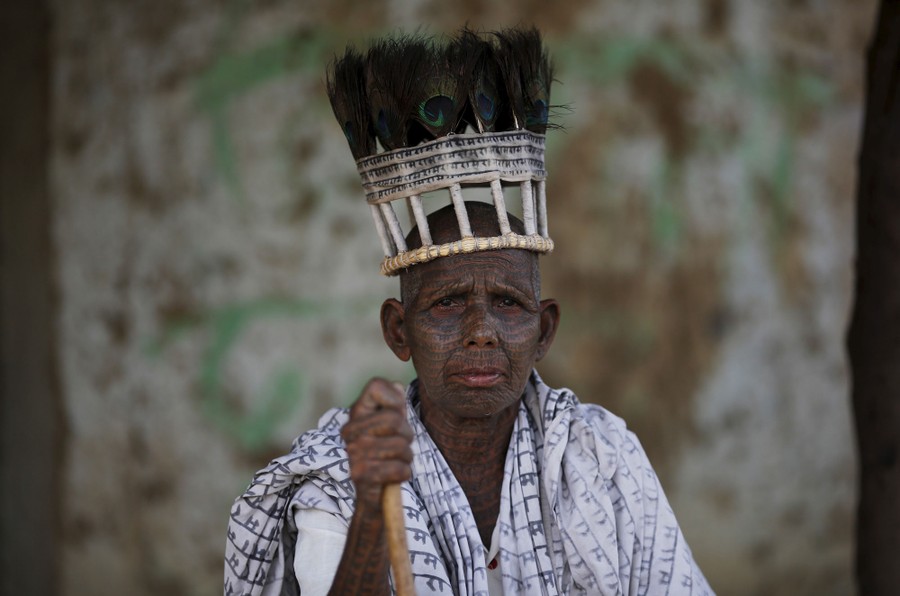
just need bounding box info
[419,95,453,128]
[526,99,549,127]
[376,108,390,137]
[343,122,355,145]
[476,92,495,121]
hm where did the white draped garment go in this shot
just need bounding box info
[225,372,713,595]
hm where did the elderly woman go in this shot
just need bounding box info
[226,28,711,596]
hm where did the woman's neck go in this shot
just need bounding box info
[419,398,519,546]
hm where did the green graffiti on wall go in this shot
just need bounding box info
[554,36,832,255]
[147,297,377,451]
[195,30,335,201]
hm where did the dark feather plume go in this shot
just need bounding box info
[494,30,526,130]
[326,48,376,160]
[456,29,505,133]
[494,27,553,134]
[365,36,429,151]
[327,27,555,159]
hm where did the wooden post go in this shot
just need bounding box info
[847,2,900,594]
[0,3,59,596]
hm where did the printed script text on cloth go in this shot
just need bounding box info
[224,372,713,596]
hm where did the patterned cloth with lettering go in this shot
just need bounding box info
[224,371,713,595]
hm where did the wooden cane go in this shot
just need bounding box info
[382,483,415,595]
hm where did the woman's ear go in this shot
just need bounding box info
[535,298,560,361]
[381,298,411,362]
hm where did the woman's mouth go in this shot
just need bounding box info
[451,368,504,387]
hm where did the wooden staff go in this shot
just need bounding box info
[382,484,415,595]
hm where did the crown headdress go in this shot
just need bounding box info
[327,28,555,275]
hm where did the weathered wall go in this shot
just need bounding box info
[50,0,874,594]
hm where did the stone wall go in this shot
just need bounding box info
[50,1,875,593]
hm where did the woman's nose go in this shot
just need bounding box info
[463,304,498,348]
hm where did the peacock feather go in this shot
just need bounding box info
[494,27,552,134]
[326,48,376,160]
[456,29,504,133]
[327,28,554,156]
[365,36,430,151]
[406,37,471,145]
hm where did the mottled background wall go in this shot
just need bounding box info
[1,0,877,594]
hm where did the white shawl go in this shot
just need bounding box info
[225,372,712,595]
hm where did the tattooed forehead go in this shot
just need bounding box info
[400,249,540,305]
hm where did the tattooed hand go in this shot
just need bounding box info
[341,378,414,508]
[327,379,412,595]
